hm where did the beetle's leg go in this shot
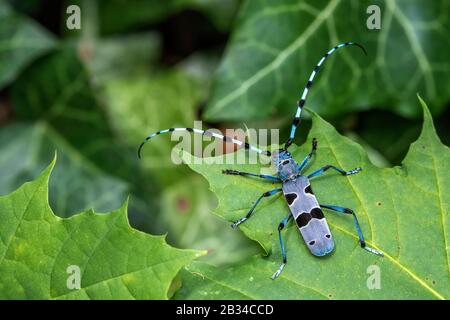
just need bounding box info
[231,187,282,229]
[320,204,383,256]
[297,138,318,174]
[222,169,280,182]
[272,214,292,280]
[307,165,361,179]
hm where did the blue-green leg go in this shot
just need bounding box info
[231,187,282,229]
[297,138,317,173]
[308,165,361,179]
[223,169,281,182]
[272,214,292,280]
[320,204,383,256]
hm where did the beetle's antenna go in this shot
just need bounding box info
[138,127,271,159]
[284,42,367,150]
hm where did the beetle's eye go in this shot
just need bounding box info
[308,240,315,245]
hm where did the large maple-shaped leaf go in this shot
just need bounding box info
[177,98,449,299]
[0,158,204,299]
[204,0,450,121]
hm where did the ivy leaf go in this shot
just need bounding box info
[178,97,449,299]
[5,47,144,218]
[0,122,128,217]
[0,2,55,89]
[0,157,204,299]
[204,0,450,121]
[10,48,130,177]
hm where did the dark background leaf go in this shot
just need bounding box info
[204,0,450,121]
[0,2,55,89]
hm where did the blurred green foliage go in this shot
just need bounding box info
[0,2,55,88]
[0,0,448,291]
[205,0,450,120]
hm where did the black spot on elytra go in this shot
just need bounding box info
[309,240,315,245]
[281,160,290,166]
[305,185,314,195]
[295,212,311,228]
[310,207,324,219]
[285,193,297,205]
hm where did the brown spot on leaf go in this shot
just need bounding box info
[176,196,190,213]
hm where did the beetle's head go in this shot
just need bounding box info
[272,149,298,180]
[271,149,292,163]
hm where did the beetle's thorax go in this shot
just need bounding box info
[272,149,300,182]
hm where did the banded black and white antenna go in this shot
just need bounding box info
[138,127,271,159]
[284,42,367,150]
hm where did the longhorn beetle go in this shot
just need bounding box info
[138,42,384,280]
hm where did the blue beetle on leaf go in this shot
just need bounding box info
[139,42,384,280]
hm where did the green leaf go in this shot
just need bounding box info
[161,175,260,265]
[10,47,129,177]
[83,32,162,85]
[204,0,450,121]
[88,0,238,34]
[5,46,148,219]
[0,2,55,89]
[0,157,204,299]
[0,122,128,217]
[178,98,449,299]
[104,70,202,185]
